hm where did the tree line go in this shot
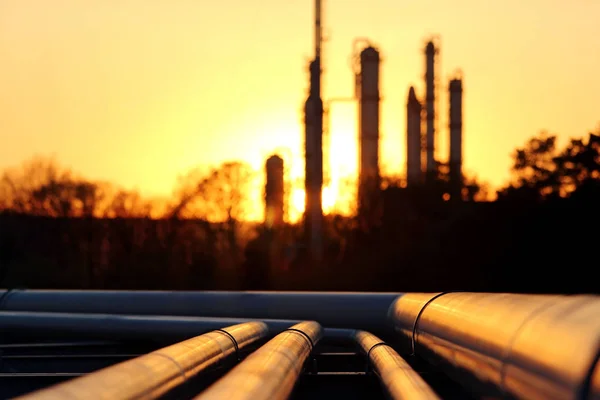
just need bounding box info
[0,128,598,292]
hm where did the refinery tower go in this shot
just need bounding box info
[406,86,422,186]
[357,45,381,218]
[424,39,438,182]
[265,155,284,229]
[449,74,464,199]
[304,0,324,262]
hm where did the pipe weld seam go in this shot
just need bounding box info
[215,329,240,361]
[367,342,391,363]
[284,328,314,350]
[150,352,187,382]
[411,292,454,355]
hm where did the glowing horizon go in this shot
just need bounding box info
[1,0,599,221]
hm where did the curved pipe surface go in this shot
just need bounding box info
[589,358,600,400]
[0,290,400,334]
[0,311,351,344]
[15,322,268,400]
[354,330,440,400]
[194,321,322,400]
[389,292,600,400]
[0,311,297,343]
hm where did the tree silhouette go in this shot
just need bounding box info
[104,188,153,218]
[499,131,600,200]
[554,133,600,196]
[170,161,255,281]
[0,157,104,217]
[171,161,254,222]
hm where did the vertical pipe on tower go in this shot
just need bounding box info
[304,59,323,262]
[449,77,463,200]
[315,0,322,62]
[424,41,436,182]
[357,46,380,217]
[406,87,422,187]
[265,155,284,229]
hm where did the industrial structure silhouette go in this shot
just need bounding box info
[1,2,599,399]
[263,2,465,260]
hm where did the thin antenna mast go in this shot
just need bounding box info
[315,0,323,98]
[315,0,322,61]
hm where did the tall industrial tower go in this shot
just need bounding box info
[406,86,422,186]
[304,0,324,261]
[449,75,463,199]
[265,155,284,229]
[357,46,381,218]
[424,40,438,182]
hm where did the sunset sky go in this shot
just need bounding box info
[1,0,599,220]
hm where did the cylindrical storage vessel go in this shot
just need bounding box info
[265,155,285,228]
[389,292,600,399]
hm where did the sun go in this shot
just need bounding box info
[290,188,306,222]
[322,185,337,213]
[289,185,338,223]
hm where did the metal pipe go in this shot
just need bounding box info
[194,321,322,400]
[388,293,600,400]
[0,311,352,346]
[15,322,268,400]
[0,290,400,334]
[0,311,351,344]
[589,358,600,400]
[354,330,440,399]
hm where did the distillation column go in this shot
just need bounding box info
[265,155,284,229]
[357,46,381,217]
[449,77,463,200]
[424,41,437,183]
[303,0,324,262]
[406,86,422,186]
[304,59,324,262]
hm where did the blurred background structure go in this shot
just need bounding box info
[0,0,598,294]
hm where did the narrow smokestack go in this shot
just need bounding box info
[304,58,323,261]
[357,46,380,218]
[265,155,284,229]
[425,41,437,182]
[406,86,422,186]
[449,76,463,199]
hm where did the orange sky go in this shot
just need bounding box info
[1,0,599,220]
